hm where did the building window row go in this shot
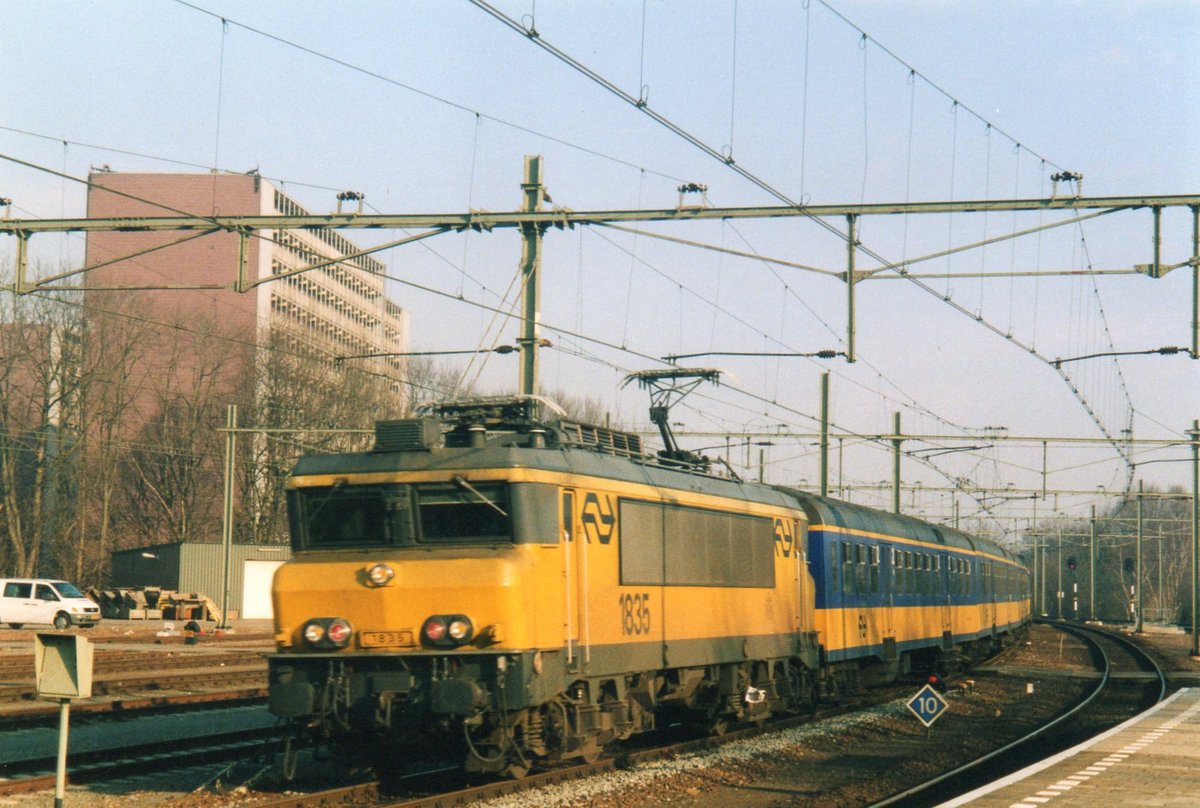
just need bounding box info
[272,233,380,302]
[272,190,388,277]
[272,260,382,332]
[270,293,397,358]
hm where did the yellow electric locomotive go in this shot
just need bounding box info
[267,396,1029,778]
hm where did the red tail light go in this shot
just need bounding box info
[327,618,352,647]
[424,617,447,642]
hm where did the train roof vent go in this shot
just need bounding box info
[374,418,442,452]
[559,421,643,457]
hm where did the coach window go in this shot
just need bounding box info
[869,545,880,593]
[855,543,868,594]
[842,542,856,595]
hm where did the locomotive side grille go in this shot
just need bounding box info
[375,418,442,452]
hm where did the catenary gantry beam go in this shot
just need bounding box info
[4,194,1199,234]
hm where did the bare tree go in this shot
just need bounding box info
[117,310,252,546]
[236,326,411,545]
[51,294,154,584]
[0,278,86,577]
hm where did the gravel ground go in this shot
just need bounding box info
[5,621,1198,808]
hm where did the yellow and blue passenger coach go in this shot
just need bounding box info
[267,399,1029,778]
[792,497,1030,692]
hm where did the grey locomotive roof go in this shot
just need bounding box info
[293,444,1017,565]
[292,444,798,510]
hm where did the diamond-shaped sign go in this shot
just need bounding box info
[906,683,948,728]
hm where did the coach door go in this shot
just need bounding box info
[983,562,996,632]
[938,553,952,635]
[561,490,583,671]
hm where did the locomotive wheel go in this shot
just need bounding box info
[500,759,529,779]
[795,669,819,715]
[575,748,602,764]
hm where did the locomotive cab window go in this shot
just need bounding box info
[416,482,511,544]
[291,483,396,548]
[289,480,519,549]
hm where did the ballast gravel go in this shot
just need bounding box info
[475,700,914,808]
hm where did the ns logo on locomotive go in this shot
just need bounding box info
[267,397,1030,779]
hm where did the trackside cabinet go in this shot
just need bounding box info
[35,633,94,699]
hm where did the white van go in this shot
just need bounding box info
[0,579,101,629]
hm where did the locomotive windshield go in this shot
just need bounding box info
[416,481,510,544]
[294,482,394,548]
[289,480,514,549]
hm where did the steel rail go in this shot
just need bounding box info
[0,726,283,797]
[0,663,265,705]
[238,703,857,808]
[0,688,267,727]
[868,621,1166,807]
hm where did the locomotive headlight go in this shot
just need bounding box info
[448,617,474,642]
[303,621,326,645]
[366,563,395,587]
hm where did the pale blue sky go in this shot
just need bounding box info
[3,1,1197,534]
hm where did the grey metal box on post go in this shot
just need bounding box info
[35,633,93,699]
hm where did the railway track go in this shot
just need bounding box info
[0,727,284,797]
[203,688,916,808]
[0,687,268,729]
[0,637,272,725]
[0,662,266,706]
[8,627,1167,807]
[868,620,1168,807]
[0,703,282,797]
[0,648,257,679]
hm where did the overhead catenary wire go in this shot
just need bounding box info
[464,0,1149,473]
[168,0,690,186]
[4,4,1176,523]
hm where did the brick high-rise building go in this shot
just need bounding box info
[85,171,409,384]
[81,172,411,547]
